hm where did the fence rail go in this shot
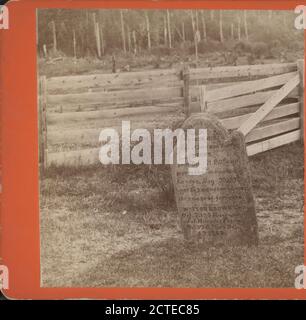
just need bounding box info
[39,60,304,169]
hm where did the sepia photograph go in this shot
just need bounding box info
[37,8,304,288]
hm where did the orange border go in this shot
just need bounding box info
[1,0,306,300]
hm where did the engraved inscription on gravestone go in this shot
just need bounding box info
[172,113,258,246]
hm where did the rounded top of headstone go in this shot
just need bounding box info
[182,113,229,142]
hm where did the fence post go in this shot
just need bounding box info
[297,59,304,144]
[182,64,190,117]
[38,77,43,172]
[199,85,207,112]
[39,76,48,173]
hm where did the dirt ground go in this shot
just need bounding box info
[40,141,304,288]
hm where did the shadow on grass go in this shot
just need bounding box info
[72,236,304,288]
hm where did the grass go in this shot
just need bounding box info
[39,51,304,288]
[40,142,304,288]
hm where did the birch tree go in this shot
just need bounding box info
[163,15,168,46]
[190,10,199,64]
[182,21,185,42]
[120,10,126,53]
[51,20,57,53]
[237,16,241,41]
[73,29,76,60]
[144,11,151,50]
[201,10,207,42]
[244,10,249,41]
[166,10,172,48]
[132,30,137,55]
[219,10,224,43]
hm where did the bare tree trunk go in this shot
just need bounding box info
[166,10,172,48]
[51,20,57,53]
[237,16,241,41]
[195,36,198,66]
[144,11,151,50]
[127,25,131,52]
[92,12,97,57]
[164,15,168,46]
[95,22,101,58]
[120,10,126,53]
[156,25,160,45]
[132,30,137,55]
[73,29,76,60]
[190,10,195,35]
[182,21,185,42]
[98,11,105,55]
[190,10,199,65]
[201,10,207,42]
[231,23,234,39]
[100,25,105,55]
[84,10,89,56]
[175,26,183,42]
[219,10,224,43]
[244,10,249,41]
[195,11,201,41]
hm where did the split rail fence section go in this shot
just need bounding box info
[39,60,304,169]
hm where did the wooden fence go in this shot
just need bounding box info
[39,60,304,169]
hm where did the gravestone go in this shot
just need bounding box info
[172,113,258,246]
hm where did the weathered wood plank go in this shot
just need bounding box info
[206,88,298,114]
[189,82,241,98]
[206,72,298,102]
[190,63,297,81]
[47,63,297,93]
[247,130,301,156]
[220,102,300,130]
[48,120,178,146]
[47,78,183,95]
[47,104,182,124]
[47,148,100,167]
[49,97,184,113]
[48,128,101,145]
[48,86,183,106]
[238,74,300,136]
[190,81,245,97]
[47,68,181,92]
[190,79,292,100]
[245,117,300,143]
[48,116,300,146]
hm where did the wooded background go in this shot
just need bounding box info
[37,9,302,59]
